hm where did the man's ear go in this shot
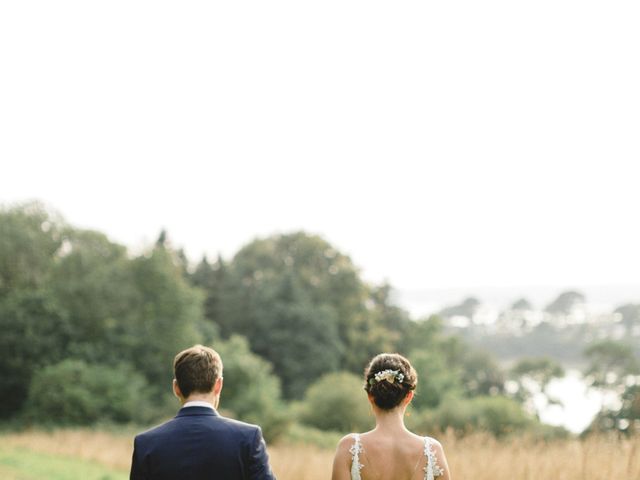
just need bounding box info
[173,379,183,399]
[214,376,223,395]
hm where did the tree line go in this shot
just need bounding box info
[1,202,637,439]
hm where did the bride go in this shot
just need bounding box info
[331,353,451,480]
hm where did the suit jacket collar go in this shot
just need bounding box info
[176,406,220,418]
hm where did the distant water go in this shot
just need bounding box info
[534,369,616,433]
[394,286,639,434]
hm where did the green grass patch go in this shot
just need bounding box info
[0,446,127,480]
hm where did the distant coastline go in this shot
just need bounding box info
[395,284,640,319]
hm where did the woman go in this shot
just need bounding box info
[331,353,451,480]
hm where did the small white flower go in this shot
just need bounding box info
[372,369,404,384]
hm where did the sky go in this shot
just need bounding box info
[1,1,639,295]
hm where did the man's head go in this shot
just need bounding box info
[172,345,223,406]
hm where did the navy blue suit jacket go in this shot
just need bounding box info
[130,406,276,480]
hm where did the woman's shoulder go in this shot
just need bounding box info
[335,433,360,453]
[421,435,447,477]
[423,435,443,448]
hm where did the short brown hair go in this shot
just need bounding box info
[173,345,223,398]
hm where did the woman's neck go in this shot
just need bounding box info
[372,406,408,434]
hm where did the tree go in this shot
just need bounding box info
[584,340,638,394]
[0,202,62,296]
[214,336,287,441]
[398,315,445,357]
[190,254,228,329]
[409,348,462,409]
[0,289,71,417]
[615,304,640,335]
[617,384,640,434]
[583,340,639,428]
[439,297,480,320]
[509,357,565,414]
[241,272,343,398]
[545,291,585,315]
[511,298,533,311]
[25,359,149,424]
[215,232,399,395]
[126,245,205,392]
[0,203,69,417]
[457,348,505,397]
[368,282,411,337]
[49,229,138,363]
[219,232,369,337]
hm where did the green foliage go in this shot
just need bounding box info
[247,274,343,398]
[463,321,589,365]
[0,202,62,295]
[587,383,640,435]
[445,339,505,397]
[398,315,444,356]
[617,384,640,433]
[582,340,640,434]
[0,204,208,419]
[411,395,534,437]
[409,349,462,409]
[509,357,565,409]
[0,289,71,418]
[190,255,228,329]
[0,202,580,438]
[49,229,137,363]
[126,246,204,391]
[207,232,398,398]
[25,360,149,425]
[298,372,372,433]
[217,231,368,337]
[584,340,639,392]
[401,316,505,399]
[214,336,287,441]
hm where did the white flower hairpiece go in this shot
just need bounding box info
[369,369,405,385]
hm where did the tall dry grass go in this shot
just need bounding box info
[2,429,639,479]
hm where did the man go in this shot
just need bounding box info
[130,345,276,480]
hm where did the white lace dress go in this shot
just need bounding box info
[349,434,444,480]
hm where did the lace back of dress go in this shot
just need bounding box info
[423,437,445,480]
[350,434,364,480]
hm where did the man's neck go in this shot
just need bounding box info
[183,400,214,408]
[180,392,218,408]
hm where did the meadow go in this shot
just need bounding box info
[0,429,638,480]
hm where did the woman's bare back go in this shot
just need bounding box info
[348,430,445,480]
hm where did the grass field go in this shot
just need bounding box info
[1,429,639,479]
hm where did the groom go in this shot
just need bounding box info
[130,345,276,480]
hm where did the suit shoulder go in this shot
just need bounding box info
[134,417,179,442]
[216,415,262,435]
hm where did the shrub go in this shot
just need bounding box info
[25,359,149,424]
[410,395,534,437]
[298,372,372,432]
[215,336,288,441]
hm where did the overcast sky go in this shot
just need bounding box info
[1,1,639,292]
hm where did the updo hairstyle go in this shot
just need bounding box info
[364,353,417,410]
